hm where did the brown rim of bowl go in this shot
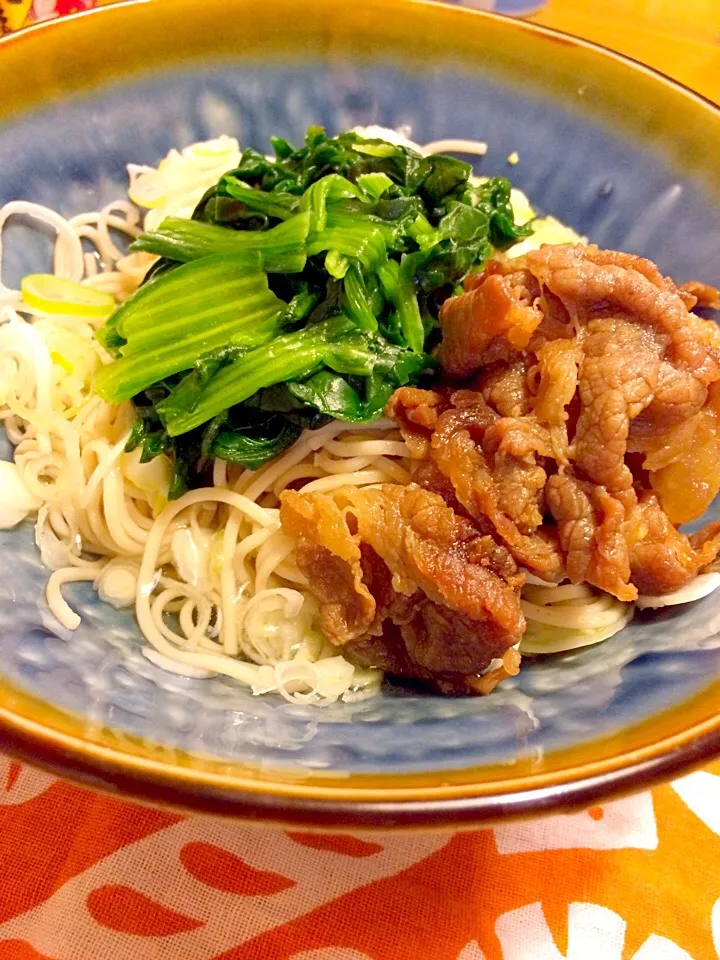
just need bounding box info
[0,0,718,827]
[1,707,719,829]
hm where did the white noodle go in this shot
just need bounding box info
[79,431,132,508]
[520,581,634,654]
[0,201,84,302]
[636,572,720,609]
[299,469,389,493]
[46,567,100,630]
[422,138,489,157]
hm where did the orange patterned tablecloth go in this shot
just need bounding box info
[1,1,720,958]
[0,757,719,958]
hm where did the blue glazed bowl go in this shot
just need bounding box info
[0,0,719,827]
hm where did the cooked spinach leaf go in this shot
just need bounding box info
[96,126,532,493]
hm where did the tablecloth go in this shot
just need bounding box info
[1,1,720,958]
[0,757,719,958]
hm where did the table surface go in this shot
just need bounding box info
[532,0,720,105]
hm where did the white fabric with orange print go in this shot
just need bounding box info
[0,754,718,960]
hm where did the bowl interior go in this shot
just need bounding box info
[1,1,719,802]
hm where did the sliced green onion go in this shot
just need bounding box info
[22,274,114,319]
[127,169,167,209]
[182,136,239,163]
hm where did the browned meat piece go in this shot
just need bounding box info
[427,397,564,578]
[573,319,661,495]
[389,387,564,577]
[438,270,543,379]
[385,386,445,433]
[468,648,522,696]
[630,361,708,440]
[388,386,494,456]
[385,387,447,458]
[628,494,720,595]
[546,473,636,602]
[520,244,720,382]
[474,360,532,418]
[533,339,581,427]
[407,243,720,598]
[646,398,720,525]
[586,256,718,314]
[279,483,525,692]
[532,338,581,464]
[277,242,720,695]
[454,245,720,380]
[690,515,720,558]
[280,488,374,643]
[337,484,524,633]
[482,417,553,533]
[482,415,554,460]
[679,280,720,310]
[412,459,466,514]
[628,496,698,595]
[575,248,690,299]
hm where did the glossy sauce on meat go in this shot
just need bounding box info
[280,483,525,693]
[431,243,720,600]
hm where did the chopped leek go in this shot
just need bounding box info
[22,274,114,319]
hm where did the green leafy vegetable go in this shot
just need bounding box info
[96,126,532,494]
[95,253,285,403]
[158,315,355,435]
[210,415,302,469]
[287,372,364,421]
[131,213,310,273]
[342,263,377,332]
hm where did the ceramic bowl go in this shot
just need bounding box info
[1,0,719,828]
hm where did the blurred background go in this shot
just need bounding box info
[0,0,718,105]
